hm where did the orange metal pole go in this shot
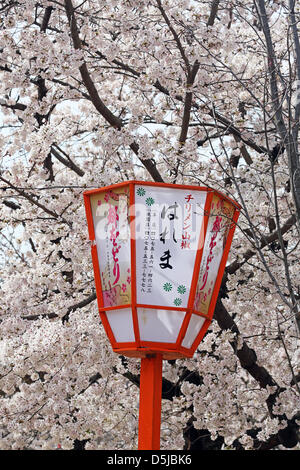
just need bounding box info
[138,354,163,450]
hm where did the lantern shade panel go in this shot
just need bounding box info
[137,308,185,343]
[193,194,236,315]
[134,185,207,309]
[84,181,240,359]
[181,314,206,349]
[106,308,135,343]
[89,185,131,308]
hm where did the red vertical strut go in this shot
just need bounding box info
[138,354,163,450]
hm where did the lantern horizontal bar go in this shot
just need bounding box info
[99,304,131,312]
[83,179,241,210]
[139,340,178,349]
[136,304,187,312]
[84,180,211,198]
[112,342,195,356]
[100,304,213,319]
[99,304,194,313]
[178,345,196,357]
[112,347,191,360]
[191,310,211,320]
[130,180,211,192]
[83,180,132,196]
[116,345,194,357]
[111,341,136,348]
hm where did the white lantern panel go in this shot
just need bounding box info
[89,187,131,308]
[135,185,207,309]
[181,314,206,349]
[137,308,185,343]
[106,308,135,342]
[194,194,235,314]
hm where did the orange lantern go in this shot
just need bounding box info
[83,181,240,450]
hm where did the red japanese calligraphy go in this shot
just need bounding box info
[185,194,194,203]
[107,204,121,285]
[198,215,222,290]
[181,195,193,249]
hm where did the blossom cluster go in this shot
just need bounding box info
[0,0,299,450]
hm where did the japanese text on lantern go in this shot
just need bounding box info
[90,187,131,308]
[194,195,234,315]
[141,205,157,294]
[198,214,222,291]
[159,201,179,269]
[107,204,121,286]
[181,194,194,250]
[135,185,207,309]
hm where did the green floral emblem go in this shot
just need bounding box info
[177,285,186,295]
[146,197,155,206]
[137,187,146,197]
[163,282,172,292]
[174,298,182,306]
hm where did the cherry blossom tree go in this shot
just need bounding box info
[0,0,299,450]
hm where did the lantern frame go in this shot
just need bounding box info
[83,180,240,360]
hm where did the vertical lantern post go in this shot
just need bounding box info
[138,354,163,450]
[83,181,240,450]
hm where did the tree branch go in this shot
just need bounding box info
[51,144,85,177]
[255,0,300,229]
[0,174,61,220]
[21,291,97,321]
[214,297,299,447]
[156,0,191,73]
[207,0,220,27]
[64,0,123,129]
[40,6,53,33]
[226,213,296,275]
[64,0,164,183]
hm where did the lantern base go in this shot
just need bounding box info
[112,346,194,360]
